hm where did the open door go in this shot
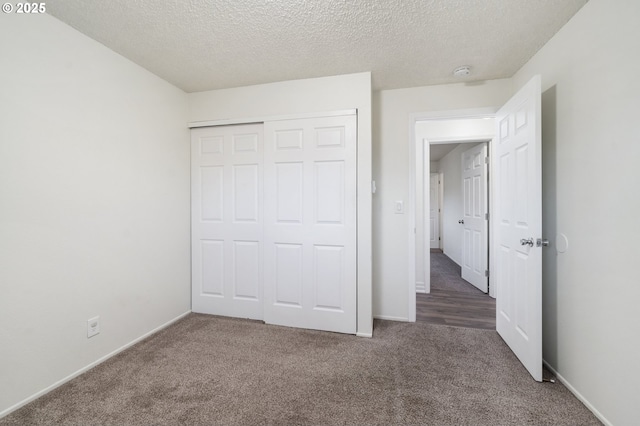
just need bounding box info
[461,143,488,292]
[494,76,543,381]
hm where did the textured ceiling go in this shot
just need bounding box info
[46,0,588,93]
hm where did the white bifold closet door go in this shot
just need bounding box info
[191,114,357,335]
[191,124,264,320]
[263,115,357,334]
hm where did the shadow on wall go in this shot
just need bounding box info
[541,85,558,367]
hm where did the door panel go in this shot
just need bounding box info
[263,114,357,334]
[461,143,488,292]
[494,75,542,382]
[191,124,264,320]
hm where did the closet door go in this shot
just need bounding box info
[263,114,357,334]
[191,124,263,320]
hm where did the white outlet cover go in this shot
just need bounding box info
[87,316,100,338]
[395,200,404,214]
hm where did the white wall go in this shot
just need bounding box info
[373,80,511,320]
[512,0,640,424]
[0,14,190,416]
[188,72,373,336]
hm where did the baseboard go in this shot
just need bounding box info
[543,360,612,426]
[356,331,373,338]
[0,310,192,419]
[374,314,410,322]
[415,281,426,293]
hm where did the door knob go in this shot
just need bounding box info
[458,219,464,224]
[520,238,534,247]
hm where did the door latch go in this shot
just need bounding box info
[536,238,550,247]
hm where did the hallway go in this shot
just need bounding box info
[416,251,496,329]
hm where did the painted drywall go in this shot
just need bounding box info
[188,72,373,336]
[511,0,640,423]
[0,14,190,415]
[373,80,511,320]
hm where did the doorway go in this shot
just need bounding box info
[413,115,496,298]
[418,137,495,329]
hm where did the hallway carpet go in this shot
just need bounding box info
[1,314,600,425]
[430,251,483,294]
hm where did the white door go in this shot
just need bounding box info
[429,173,440,249]
[263,114,357,334]
[494,76,542,381]
[191,124,264,320]
[461,143,488,292]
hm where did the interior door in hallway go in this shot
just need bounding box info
[494,75,542,382]
[263,114,357,334]
[461,143,488,293]
[191,124,264,320]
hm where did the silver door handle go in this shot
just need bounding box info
[458,219,464,224]
[520,238,534,247]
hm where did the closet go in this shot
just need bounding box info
[191,112,357,334]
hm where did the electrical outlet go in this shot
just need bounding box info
[87,316,100,338]
[395,200,404,214]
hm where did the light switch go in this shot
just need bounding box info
[395,200,404,214]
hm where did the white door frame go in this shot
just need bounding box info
[408,108,497,322]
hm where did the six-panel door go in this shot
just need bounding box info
[263,115,357,334]
[494,76,542,381]
[461,143,489,293]
[191,124,264,320]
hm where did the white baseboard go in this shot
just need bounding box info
[356,331,373,338]
[0,310,192,419]
[374,314,410,322]
[415,281,426,293]
[543,360,612,426]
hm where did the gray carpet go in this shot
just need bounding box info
[431,252,485,294]
[1,314,600,425]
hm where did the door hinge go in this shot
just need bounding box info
[485,270,489,278]
[485,212,489,220]
[484,157,489,164]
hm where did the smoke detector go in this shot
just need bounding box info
[453,66,471,77]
